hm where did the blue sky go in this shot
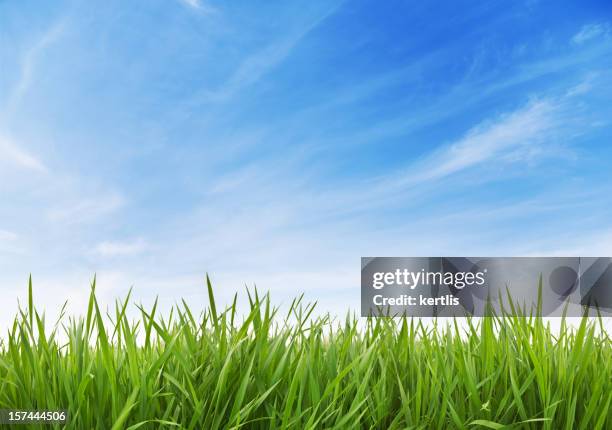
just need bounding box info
[1,0,612,321]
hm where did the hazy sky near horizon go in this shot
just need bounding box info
[1,0,612,323]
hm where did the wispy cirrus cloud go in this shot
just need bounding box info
[177,0,217,14]
[0,135,46,172]
[195,3,342,103]
[47,194,125,224]
[4,19,65,115]
[94,238,148,257]
[179,0,201,9]
[0,230,18,242]
[395,100,560,186]
[572,23,610,45]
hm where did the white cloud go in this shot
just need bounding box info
[6,20,65,113]
[0,135,47,172]
[178,0,217,13]
[47,194,125,223]
[572,23,610,45]
[392,99,560,187]
[94,239,148,257]
[180,0,200,8]
[198,3,341,103]
[0,230,18,241]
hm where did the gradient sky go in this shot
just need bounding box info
[1,0,612,324]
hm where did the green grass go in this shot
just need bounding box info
[0,276,611,429]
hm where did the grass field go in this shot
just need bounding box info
[0,277,611,429]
